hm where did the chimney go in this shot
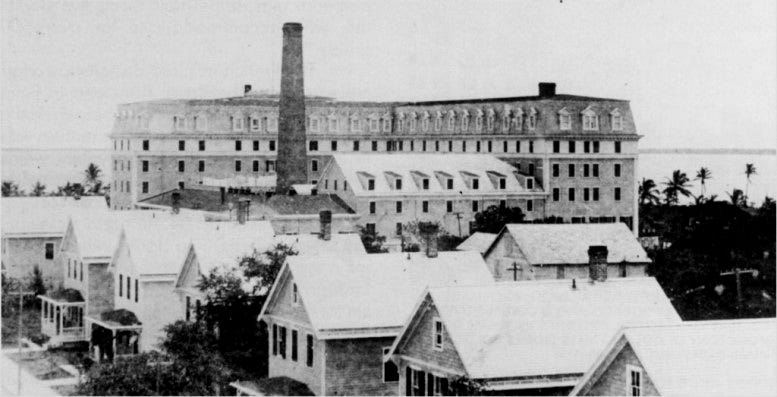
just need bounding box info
[418,222,439,258]
[538,82,556,98]
[244,84,252,95]
[319,210,332,241]
[588,245,609,282]
[171,192,181,214]
[237,198,251,224]
[276,22,308,195]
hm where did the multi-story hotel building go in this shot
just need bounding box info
[110,82,640,234]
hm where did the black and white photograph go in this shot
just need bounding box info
[1,1,775,396]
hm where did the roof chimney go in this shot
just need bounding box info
[244,84,252,95]
[319,210,332,241]
[538,82,556,98]
[276,22,308,195]
[418,222,439,258]
[588,245,608,282]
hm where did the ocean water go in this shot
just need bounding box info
[1,148,775,204]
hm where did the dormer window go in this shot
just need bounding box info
[194,114,207,131]
[396,114,404,133]
[328,115,339,132]
[513,108,523,130]
[269,117,278,133]
[409,113,418,131]
[502,114,510,132]
[292,283,299,306]
[447,111,455,131]
[251,114,261,132]
[358,171,376,191]
[368,179,375,190]
[486,170,507,189]
[369,118,380,133]
[385,172,402,191]
[582,106,599,131]
[310,117,320,132]
[232,114,245,131]
[610,109,623,131]
[434,171,454,190]
[528,108,537,130]
[486,109,495,131]
[350,116,361,132]
[434,112,443,131]
[460,171,480,190]
[382,116,391,132]
[558,108,572,130]
[461,111,470,131]
[174,116,186,131]
[421,112,430,132]
[475,110,484,131]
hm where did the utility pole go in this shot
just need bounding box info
[720,268,757,316]
[10,282,33,395]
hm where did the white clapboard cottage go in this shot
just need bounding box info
[258,250,494,396]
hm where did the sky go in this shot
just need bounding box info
[1,0,775,150]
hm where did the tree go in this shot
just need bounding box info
[662,170,692,205]
[472,205,525,234]
[29,265,46,302]
[728,189,746,207]
[159,321,233,394]
[84,163,103,194]
[638,178,660,206]
[31,181,46,197]
[358,226,389,253]
[241,243,298,294]
[2,180,22,197]
[694,167,712,199]
[745,163,757,205]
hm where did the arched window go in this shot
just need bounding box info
[350,115,361,132]
[475,110,484,131]
[328,114,339,132]
[486,109,495,131]
[558,108,572,130]
[581,106,598,131]
[396,113,404,133]
[434,112,443,131]
[382,115,392,132]
[512,108,523,131]
[409,113,417,131]
[528,108,538,130]
[461,110,470,132]
[447,110,456,131]
[610,108,623,131]
[421,112,430,132]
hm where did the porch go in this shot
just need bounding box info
[85,309,142,363]
[38,289,86,346]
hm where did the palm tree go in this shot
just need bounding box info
[728,189,746,207]
[2,180,21,197]
[694,167,712,198]
[638,178,660,205]
[31,181,46,197]
[744,163,757,205]
[662,170,692,205]
[84,163,103,194]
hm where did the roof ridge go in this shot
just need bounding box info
[625,318,776,330]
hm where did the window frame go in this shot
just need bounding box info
[627,364,643,396]
[432,317,444,350]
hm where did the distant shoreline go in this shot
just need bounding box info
[3,147,775,155]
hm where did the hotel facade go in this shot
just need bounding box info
[110,82,640,234]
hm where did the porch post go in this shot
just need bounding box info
[58,306,63,335]
[112,330,117,360]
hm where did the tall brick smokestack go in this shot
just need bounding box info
[276,22,308,195]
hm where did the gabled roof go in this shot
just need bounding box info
[573,319,777,396]
[69,210,204,260]
[327,154,533,197]
[456,232,497,255]
[487,223,649,265]
[261,251,493,338]
[392,278,680,381]
[1,196,107,237]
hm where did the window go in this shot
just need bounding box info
[235,161,241,172]
[422,178,430,190]
[334,180,338,190]
[331,140,338,151]
[515,141,521,153]
[569,188,576,201]
[199,140,205,151]
[527,199,533,212]
[612,111,624,131]
[527,178,534,189]
[235,140,242,151]
[476,141,481,152]
[383,347,399,382]
[593,164,599,177]
[253,160,259,172]
[396,201,402,214]
[178,181,185,190]
[178,160,185,172]
[569,141,576,153]
[198,160,205,172]
[559,112,571,130]
[553,188,560,201]
[291,329,298,361]
[279,326,287,359]
[422,141,427,151]
[422,201,429,213]
[472,178,479,190]
[328,117,338,132]
[584,141,591,153]
[43,242,55,260]
[382,118,391,132]
[251,117,260,132]
[503,141,508,152]
[396,222,402,236]
[369,202,376,214]
[448,140,453,152]
[127,276,131,300]
[368,179,375,190]
[395,179,402,190]
[366,223,376,234]
[309,141,318,151]
[529,141,534,153]
[142,140,149,151]
[593,141,600,153]
[433,318,443,350]
[584,164,590,177]
[310,160,318,172]
[232,115,245,131]
[472,200,479,212]
[435,141,440,152]
[253,140,259,151]
[615,141,622,153]
[350,117,361,132]
[142,182,148,193]
[528,113,537,129]
[135,279,138,302]
[583,112,599,130]
[628,365,642,396]
[306,334,314,367]
[119,274,123,296]
[272,325,278,355]
[371,141,378,151]
[584,188,590,201]
[266,161,275,173]
[178,140,185,151]
[552,164,560,177]
[353,141,360,151]
[568,164,575,177]
[73,260,78,279]
[614,164,621,177]
[446,179,453,190]
[487,141,492,152]
[615,187,622,201]
[446,201,453,213]
[67,260,71,278]
[499,178,506,189]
